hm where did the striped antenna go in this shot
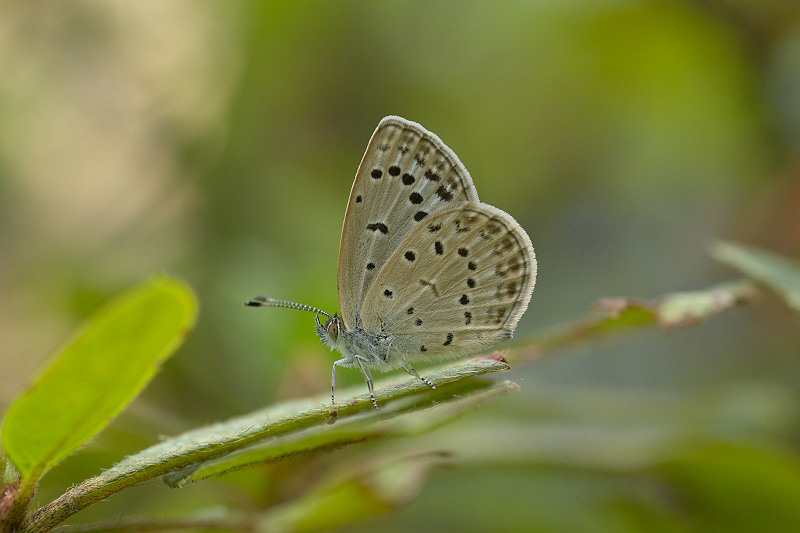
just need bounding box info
[245,296,333,319]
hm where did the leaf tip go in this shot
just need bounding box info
[480,351,511,369]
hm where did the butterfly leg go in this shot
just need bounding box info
[331,358,352,405]
[354,356,379,409]
[403,363,436,390]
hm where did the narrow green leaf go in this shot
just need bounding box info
[712,241,800,312]
[513,299,658,360]
[23,358,509,532]
[163,378,518,487]
[656,280,757,329]
[514,280,757,362]
[1,276,197,483]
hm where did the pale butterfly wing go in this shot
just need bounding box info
[360,204,536,363]
[337,116,480,331]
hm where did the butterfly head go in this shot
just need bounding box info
[316,313,345,351]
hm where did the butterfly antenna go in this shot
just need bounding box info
[245,296,333,319]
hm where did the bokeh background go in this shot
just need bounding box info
[2,1,800,530]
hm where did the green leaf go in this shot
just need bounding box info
[1,276,197,484]
[656,280,756,329]
[513,299,658,359]
[712,241,800,312]
[163,377,517,488]
[514,280,756,361]
[22,357,509,532]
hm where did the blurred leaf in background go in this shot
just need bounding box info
[1,0,799,531]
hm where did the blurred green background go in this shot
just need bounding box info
[2,1,800,531]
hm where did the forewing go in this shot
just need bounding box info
[360,204,536,363]
[337,116,480,331]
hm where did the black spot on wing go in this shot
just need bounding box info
[424,169,440,181]
[436,185,453,202]
[366,223,388,234]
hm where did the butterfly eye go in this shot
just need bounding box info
[327,319,339,342]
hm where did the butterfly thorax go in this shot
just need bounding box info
[316,314,395,369]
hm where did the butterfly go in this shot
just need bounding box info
[247,116,536,409]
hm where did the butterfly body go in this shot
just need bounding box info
[315,314,394,371]
[248,116,536,409]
